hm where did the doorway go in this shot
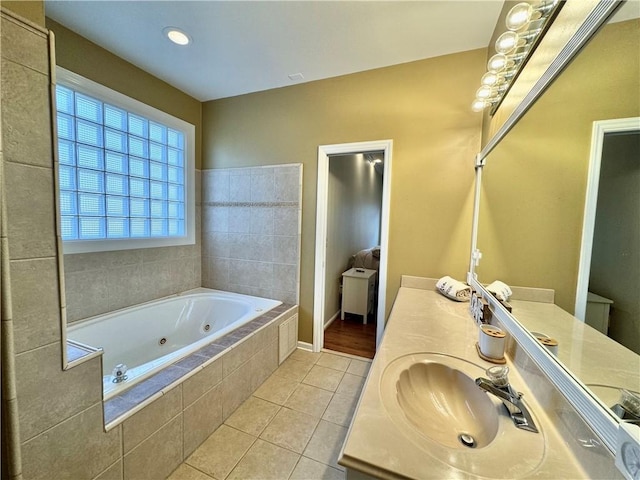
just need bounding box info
[322,152,383,358]
[313,140,393,355]
[575,117,640,354]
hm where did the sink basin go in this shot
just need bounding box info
[380,353,546,478]
[396,361,499,448]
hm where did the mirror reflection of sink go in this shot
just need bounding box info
[396,361,499,448]
[380,353,546,479]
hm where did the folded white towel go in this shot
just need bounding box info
[436,276,471,302]
[486,280,512,302]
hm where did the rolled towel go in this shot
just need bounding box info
[436,276,471,302]
[486,280,512,302]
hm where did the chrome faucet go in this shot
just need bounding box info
[475,366,538,433]
[611,389,640,424]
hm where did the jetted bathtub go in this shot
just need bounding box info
[67,288,282,400]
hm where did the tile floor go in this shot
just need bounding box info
[169,349,372,480]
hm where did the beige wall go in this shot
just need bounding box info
[203,49,485,342]
[1,0,44,26]
[45,19,203,169]
[477,20,640,312]
[325,154,382,323]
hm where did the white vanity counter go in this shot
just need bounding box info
[339,282,592,479]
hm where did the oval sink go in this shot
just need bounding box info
[380,353,546,479]
[396,362,499,448]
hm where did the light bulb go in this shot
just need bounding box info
[476,86,493,99]
[506,2,535,31]
[495,31,521,54]
[481,72,499,86]
[471,99,489,112]
[487,54,508,73]
[164,27,190,46]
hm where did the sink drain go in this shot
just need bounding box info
[458,433,477,448]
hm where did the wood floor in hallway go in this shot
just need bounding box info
[323,313,376,359]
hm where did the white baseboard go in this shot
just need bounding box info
[324,310,341,330]
[297,341,313,351]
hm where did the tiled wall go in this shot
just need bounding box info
[202,164,302,305]
[1,10,119,480]
[63,171,202,323]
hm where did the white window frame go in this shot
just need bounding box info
[55,67,195,254]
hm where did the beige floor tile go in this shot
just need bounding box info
[346,359,371,377]
[302,365,345,392]
[336,373,365,398]
[224,396,281,436]
[284,384,333,418]
[289,349,322,365]
[227,439,299,480]
[273,357,315,382]
[186,425,255,479]
[253,373,300,405]
[260,407,319,453]
[167,464,213,480]
[316,352,351,372]
[322,393,359,427]
[289,457,344,480]
[303,420,348,471]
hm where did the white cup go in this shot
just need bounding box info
[479,324,506,359]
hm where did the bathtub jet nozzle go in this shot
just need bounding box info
[112,364,129,383]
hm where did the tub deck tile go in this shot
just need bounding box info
[118,366,188,405]
[173,353,211,371]
[195,343,227,360]
[212,334,238,348]
[253,316,272,327]
[104,396,138,425]
[234,324,257,337]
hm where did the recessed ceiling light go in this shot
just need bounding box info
[163,27,190,46]
[288,73,304,82]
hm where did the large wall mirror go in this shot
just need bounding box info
[471,0,639,454]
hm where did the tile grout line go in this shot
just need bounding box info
[177,349,363,479]
[217,423,260,480]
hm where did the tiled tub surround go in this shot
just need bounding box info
[59,303,298,480]
[340,277,621,479]
[202,164,302,305]
[68,288,282,400]
[102,303,296,426]
[63,169,203,323]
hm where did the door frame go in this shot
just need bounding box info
[313,140,393,352]
[574,117,640,320]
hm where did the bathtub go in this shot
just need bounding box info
[67,288,282,400]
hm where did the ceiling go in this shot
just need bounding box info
[44,1,505,102]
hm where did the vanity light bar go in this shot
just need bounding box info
[472,0,562,113]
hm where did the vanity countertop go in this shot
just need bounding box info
[339,283,590,479]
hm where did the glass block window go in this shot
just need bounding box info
[55,81,187,244]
